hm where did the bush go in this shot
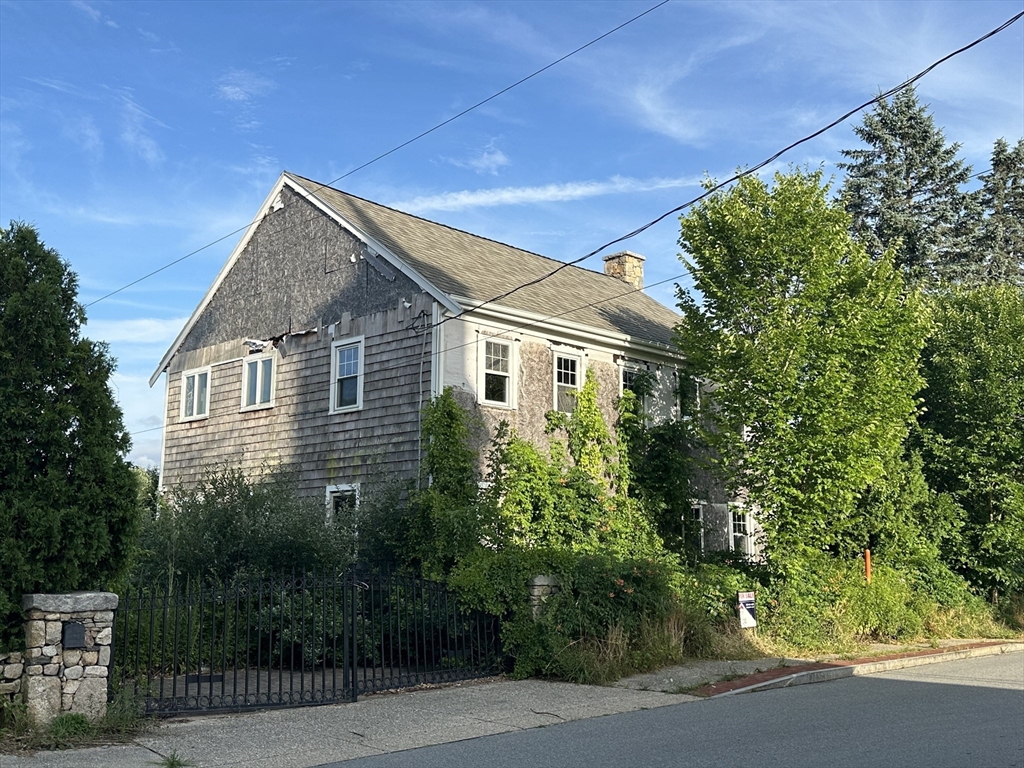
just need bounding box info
[450,547,712,681]
[132,467,355,586]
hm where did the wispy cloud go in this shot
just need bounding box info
[24,76,95,99]
[119,96,164,165]
[216,69,276,131]
[216,69,275,103]
[71,0,118,28]
[63,114,103,159]
[84,316,189,345]
[394,174,702,214]
[444,140,511,175]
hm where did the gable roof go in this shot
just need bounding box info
[152,172,681,385]
[285,173,680,347]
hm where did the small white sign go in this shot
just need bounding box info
[737,590,757,628]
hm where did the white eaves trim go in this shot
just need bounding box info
[149,172,460,387]
[450,294,684,366]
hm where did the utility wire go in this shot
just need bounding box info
[435,270,687,360]
[436,10,1024,328]
[85,0,671,308]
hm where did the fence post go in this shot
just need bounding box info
[19,592,119,726]
[527,575,560,620]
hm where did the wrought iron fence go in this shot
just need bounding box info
[112,572,502,715]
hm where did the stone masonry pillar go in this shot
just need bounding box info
[527,575,561,620]
[20,592,118,726]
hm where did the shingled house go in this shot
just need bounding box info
[150,172,752,554]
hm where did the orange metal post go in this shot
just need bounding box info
[865,549,872,584]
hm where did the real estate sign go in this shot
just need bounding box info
[737,591,757,629]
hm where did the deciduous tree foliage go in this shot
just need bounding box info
[676,170,929,564]
[918,285,1024,598]
[0,222,139,648]
[838,86,979,285]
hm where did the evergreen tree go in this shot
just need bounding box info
[0,223,140,648]
[977,138,1024,286]
[838,86,979,285]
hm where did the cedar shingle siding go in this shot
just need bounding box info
[161,188,433,494]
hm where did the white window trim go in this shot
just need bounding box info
[730,506,752,557]
[239,353,276,412]
[327,483,364,536]
[329,336,365,414]
[477,335,516,409]
[620,362,648,408]
[553,352,583,413]
[325,483,360,521]
[180,366,212,422]
[688,502,706,553]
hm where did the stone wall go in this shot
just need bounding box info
[17,592,118,725]
[0,650,24,706]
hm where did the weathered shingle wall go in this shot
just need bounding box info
[180,186,421,355]
[163,291,434,496]
[161,186,436,497]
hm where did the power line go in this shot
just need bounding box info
[85,0,671,308]
[436,10,1024,328]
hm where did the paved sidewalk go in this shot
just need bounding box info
[3,640,1020,768]
[0,679,692,768]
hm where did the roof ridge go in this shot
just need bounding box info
[284,171,655,294]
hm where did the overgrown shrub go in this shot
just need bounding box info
[132,467,355,587]
[450,547,712,681]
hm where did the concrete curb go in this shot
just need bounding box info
[711,641,1024,697]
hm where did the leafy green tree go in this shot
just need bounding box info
[917,285,1024,599]
[409,388,489,576]
[615,374,697,556]
[0,222,139,648]
[676,170,929,565]
[977,138,1024,286]
[838,86,979,285]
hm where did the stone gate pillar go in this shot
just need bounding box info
[20,592,118,725]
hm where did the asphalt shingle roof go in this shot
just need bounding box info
[287,173,680,348]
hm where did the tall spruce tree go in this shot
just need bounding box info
[977,138,1024,286]
[0,223,139,648]
[838,86,979,286]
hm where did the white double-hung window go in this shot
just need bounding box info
[180,367,211,421]
[482,339,512,406]
[731,507,752,556]
[241,354,274,411]
[330,336,364,413]
[554,354,582,412]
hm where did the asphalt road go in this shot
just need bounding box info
[319,651,1024,768]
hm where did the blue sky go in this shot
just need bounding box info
[2,0,1022,467]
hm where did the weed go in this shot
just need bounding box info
[99,685,150,740]
[151,751,197,768]
[46,713,96,748]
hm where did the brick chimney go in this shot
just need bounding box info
[602,251,645,290]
